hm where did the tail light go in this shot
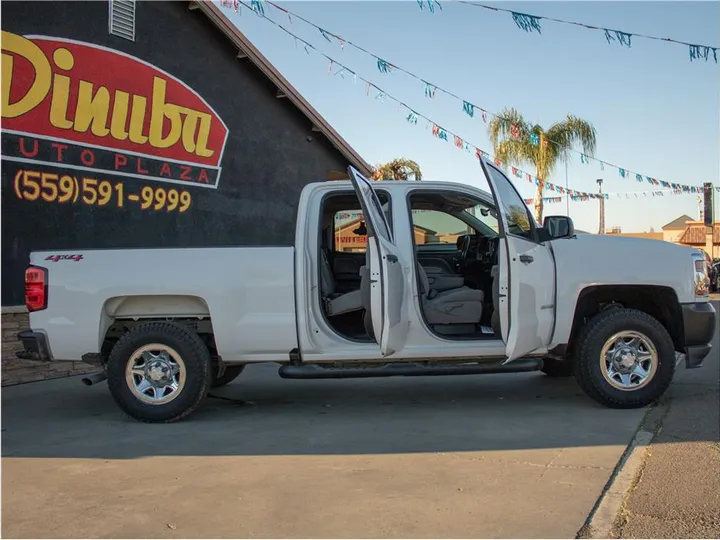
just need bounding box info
[25,265,48,312]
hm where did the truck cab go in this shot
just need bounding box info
[17,158,716,423]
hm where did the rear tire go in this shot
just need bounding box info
[211,365,245,388]
[107,321,211,423]
[573,308,675,409]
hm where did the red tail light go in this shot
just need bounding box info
[25,265,48,312]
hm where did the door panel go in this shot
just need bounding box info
[478,159,555,361]
[504,237,555,359]
[347,166,410,356]
[416,251,458,275]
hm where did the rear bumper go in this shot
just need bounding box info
[681,302,716,369]
[15,330,53,361]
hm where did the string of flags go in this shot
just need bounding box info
[226,0,714,196]
[419,1,718,63]
[221,1,718,202]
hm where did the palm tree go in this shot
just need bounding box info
[488,108,597,223]
[370,158,422,181]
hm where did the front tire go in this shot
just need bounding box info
[107,321,211,423]
[574,308,676,409]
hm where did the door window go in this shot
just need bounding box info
[334,210,369,253]
[484,165,536,241]
[331,192,391,253]
[411,210,471,247]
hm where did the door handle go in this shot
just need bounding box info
[386,254,398,263]
[519,254,534,264]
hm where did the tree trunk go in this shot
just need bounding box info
[533,183,544,224]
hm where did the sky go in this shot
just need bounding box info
[219,0,719,234]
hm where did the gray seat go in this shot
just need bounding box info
[320,251,364,316]
[417,265,484,325]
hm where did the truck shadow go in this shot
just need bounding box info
[3,359,716,460]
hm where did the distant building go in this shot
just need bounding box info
[661,214,694,243]
[677,221,720,259]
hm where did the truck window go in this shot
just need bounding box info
[334,210,369,253]
[331,192,391,253]
[411,210,472,249]
[485,164,536,241]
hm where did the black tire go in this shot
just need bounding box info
[106,321,211,423]
[211,364,245,388]
[573,308,676,409]
[541,358,574,377]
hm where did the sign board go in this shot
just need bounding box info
[2,31,229,215]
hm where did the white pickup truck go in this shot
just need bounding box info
[17,159,716,423]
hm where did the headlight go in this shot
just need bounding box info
[692,252,710,297]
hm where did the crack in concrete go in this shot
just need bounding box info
[537,449,564,481]
[445,452,611,471]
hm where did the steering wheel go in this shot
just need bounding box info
[458,233,476,268]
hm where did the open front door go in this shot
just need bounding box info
[478,159,556,361]
[347,166,409,356]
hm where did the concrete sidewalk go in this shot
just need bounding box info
[3,363,645,538]
[612,301,720,538]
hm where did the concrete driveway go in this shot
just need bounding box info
[9,304,718,540]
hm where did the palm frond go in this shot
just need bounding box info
[370,158,422,181]
[546,114,597,164]
[488,108,597,224]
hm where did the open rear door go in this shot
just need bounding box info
[347,166,409,356]
[478,159,555,361]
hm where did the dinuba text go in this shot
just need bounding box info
[13,169,192,213]
[1,32,228,188]
[1,31,216,159]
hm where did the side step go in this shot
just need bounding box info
[278,358,544,379]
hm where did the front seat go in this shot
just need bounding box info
[320,250,364,316]
[417,264,484,325]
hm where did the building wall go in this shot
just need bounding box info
[1,1,354,375]
[1,0,350,309]
[663,229,685,243]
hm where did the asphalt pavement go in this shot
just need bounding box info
[2,303,717,539]
[3,362,646,538]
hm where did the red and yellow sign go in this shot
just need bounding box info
[1,31,229,189]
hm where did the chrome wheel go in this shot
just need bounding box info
[600,331,658,391]
[125,344,186,405]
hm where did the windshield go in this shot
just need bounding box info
[457,204,500,238]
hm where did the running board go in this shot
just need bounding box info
[278,358,544,379]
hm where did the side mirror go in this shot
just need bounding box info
[543,215,575,239]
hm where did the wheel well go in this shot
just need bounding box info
[100,317,217,366]
[567,285,684,355]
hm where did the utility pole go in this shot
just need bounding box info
[597,178,605,235]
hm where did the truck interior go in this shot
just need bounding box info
[318,189,503,343]
[407,191,501,340]
[317,191,388,342]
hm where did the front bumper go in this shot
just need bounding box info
[681,302,717,369]
[15,330,53,361]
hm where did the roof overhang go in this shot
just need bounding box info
[190,1,373,178]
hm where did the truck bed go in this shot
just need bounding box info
[28,246,297,362]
